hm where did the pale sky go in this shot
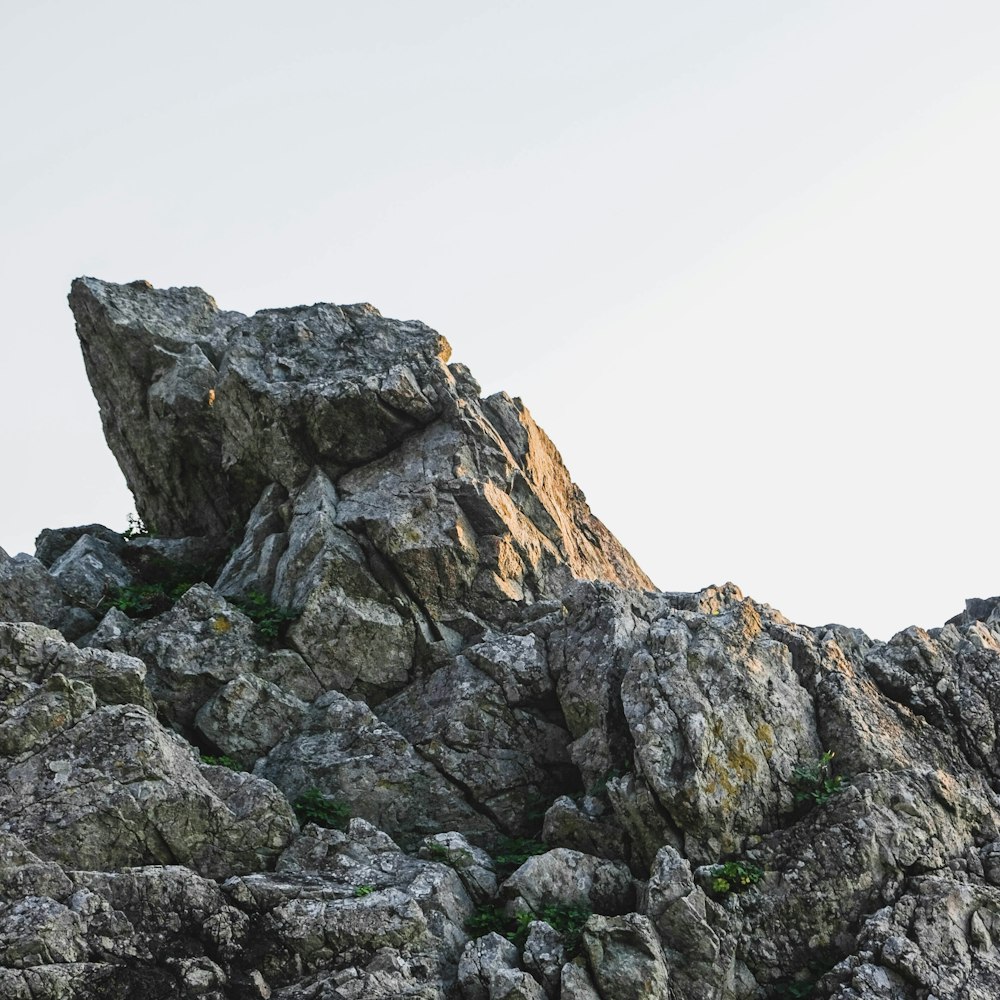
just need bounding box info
[2,1,998,639]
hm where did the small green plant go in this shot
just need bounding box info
[466,903,509,939]
[293,788,351,831]
[491,836,547,877]
[104,580,197,618]
[465,902,591,956]
[424,842,452,863]
[710,860,764,894]
[199,753,241,770]
[538,904,590,956]
[230,590,300,641]
[354,884,375,897]
[793,751,845,807]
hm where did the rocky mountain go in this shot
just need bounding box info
[1,277,999,999]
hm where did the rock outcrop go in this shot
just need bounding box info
[0,277,998,998]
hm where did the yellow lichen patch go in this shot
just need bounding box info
[704,752,737,798]
[211,615,232,633]
[726,739,759,783]
[755,722,775,759]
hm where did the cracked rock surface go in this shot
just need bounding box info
[0,277,998,997]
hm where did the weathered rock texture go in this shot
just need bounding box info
[0,277,998,998]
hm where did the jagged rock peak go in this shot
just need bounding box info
[69,277,653,623]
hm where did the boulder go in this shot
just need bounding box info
[256,689,495,847]
[580,913,671,999]
[501,849,633,917]
[0,700,295,876]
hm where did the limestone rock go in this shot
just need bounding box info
[580,913,671,998]
[48,533,132,609]
[457,932,520,1000]
[256,689,494,847]
[122,582,307,727]
[0,548,66,631]
[225,819,474,992]
[195,673,309,766]
[826,873,1000,999]
[34,524,126,567]
[0,275,997,997]
[487,967,547,1000]
[541,796,625,861]
[0,700,295,876]
[501,849,633,917]
[380,655,574,835]
[0,621,151,709]
[521,920,566,997]
[69,277,652,636]
[560,962,603,1000]
[418,833,499,904]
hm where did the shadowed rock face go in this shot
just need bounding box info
[1,278,999,998]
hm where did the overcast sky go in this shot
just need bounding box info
[2,1,998,639]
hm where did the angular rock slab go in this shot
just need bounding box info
[255,690,494,848]
[0,702,295,877]
[70,278,653,636]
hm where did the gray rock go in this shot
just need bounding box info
[0,835,73,903]
[0,895,88,967]
[619,598,819,864]
[34,524,125,567]
[581,913,671,999]
[0,673,96,758]
[380,655,573,835]
[78,605,135,652]
[70,278,652,628]
[0,548,66,629]
[541,796,625,861]
[256,689,494,847]
[642,846,735,1000]
[501,849,634,917]
[457,932,520,1000]
[271,468,417,703]
[124,582,294,726]
[488,967,547,1000]
[49,533,132,609]
[521,920,566,997]
[826,873,1000,1000]
[0,621,151,709]
[196,672,309,765]
[225,826,473,991]
[418,832,499,904]
[559,962,602,1000]
[0,701,295,876]
[214,482,291,597]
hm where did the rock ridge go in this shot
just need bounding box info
[0,277,997,998]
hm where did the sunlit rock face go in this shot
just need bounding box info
[0,278,999,997]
